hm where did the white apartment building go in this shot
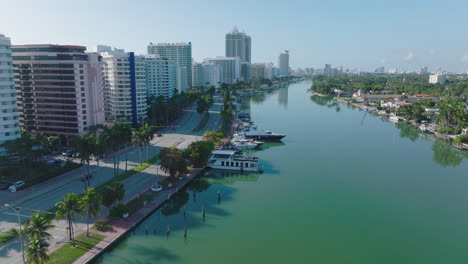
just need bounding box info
[429,74,446,85]
[147,42,192,89]
[205,57,241,84]
[265,63,280,79]
[192,62,222,88]
[0,35,20,154]
[99,46,147,125]
[143,55,177,101]
[177,66,188,93]
[250,63,266,79]
[278,50,290,76]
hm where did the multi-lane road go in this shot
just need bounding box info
[0,97,223,264]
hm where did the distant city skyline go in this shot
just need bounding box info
[1,0,467,72]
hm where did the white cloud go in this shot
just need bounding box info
[460,54,468,63]
[403,51,415,61]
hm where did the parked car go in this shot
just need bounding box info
[9,181,25,192]
[0,181,13,190]
[62,150,74,157]
[157,133,162,137]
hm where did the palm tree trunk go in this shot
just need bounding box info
[146,145,149,163]
[125,151,128,172]
[139,147,142,166]
[87,211,89,237]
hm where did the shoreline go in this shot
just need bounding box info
[329,96,468,151]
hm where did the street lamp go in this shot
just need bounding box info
[4,204,56,264]
[4,204,24,264]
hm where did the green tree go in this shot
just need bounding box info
[132,130,146,165]
[23,213,54,243]
[25,239,49,264]
[101,182,125,209]
[202,131,223,144]
[184,141,214,167]
[55,193,83,241]
[159,147,188,178]
[80,188,101,237]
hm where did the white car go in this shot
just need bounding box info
[151,185,163,192]
[9,181,25,192]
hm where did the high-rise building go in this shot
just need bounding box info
[176,66,187,93]
[324,64,332,76]
[205,57,241,84]
[0,35,20,154]
[143,54,177,101]
[250,63,266,79]
[374,66,385,73]
[241,62,251,82]
[419,66,428,75]
[98,46,147,125]
[12,44,104,138]
[147,42,192,90]
[192,62,222,88]
[225,26,251,63]
[278,50,290,76]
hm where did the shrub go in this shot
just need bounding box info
[109,203,128,218]
[94,220,112,232]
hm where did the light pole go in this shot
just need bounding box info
[4,204,56,264]
[156,160,161,186]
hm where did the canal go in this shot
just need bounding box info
[95,81,468,264]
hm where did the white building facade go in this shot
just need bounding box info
[205,57,241,84]
[147,42,192,90]
[429,74,446,85]
[192,62,222,88]
[0,35,20,154]
[143,55,176,101]
[99,46,147,125]
[225,26,251,63]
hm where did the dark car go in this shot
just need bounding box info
[0,181,13,190]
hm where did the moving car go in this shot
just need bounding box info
[9,181,25,192]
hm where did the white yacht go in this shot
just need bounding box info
[232,139,259,150]
[207,150,260,172]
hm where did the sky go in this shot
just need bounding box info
[1,0,468,73]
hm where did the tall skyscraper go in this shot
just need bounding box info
[205,57,241,84]
[192,62,222,88]
[12,44,104,138]
[324,64,332,76]
[143,55,177,101]
[99,46,147,125]
[0,35,20,154]
[147,42,192,90]
[225,26,251,63]
[278,50,290,76]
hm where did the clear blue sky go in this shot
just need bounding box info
[1,0,468,72]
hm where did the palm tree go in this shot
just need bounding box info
[25,239,49,264]
[23,213,54,242]
[132,130,146,165]
[55,193,83,241]
[141,123,154,163]
[80,188,101,237]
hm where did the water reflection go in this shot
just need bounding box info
[309,95,340,112]
[395,123,419,142]
[277,87,288,108]
[432,140,466,167]
[204,170,260,185]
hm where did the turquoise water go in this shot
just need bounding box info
[95,81,468,264]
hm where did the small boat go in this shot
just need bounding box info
[244,129,286,142]
[389,114,399,122]
[231,139,260,150]
[207,150,260,172]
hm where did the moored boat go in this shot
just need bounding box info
[207,150,260,172]
[244,129,286,142]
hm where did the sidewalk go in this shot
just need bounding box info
[68,168,202,264]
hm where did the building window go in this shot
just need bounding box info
[235,162,239,167]
[231,162,234,167]
[221,161,224,166]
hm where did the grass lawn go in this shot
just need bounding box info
[46,232,105,264]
